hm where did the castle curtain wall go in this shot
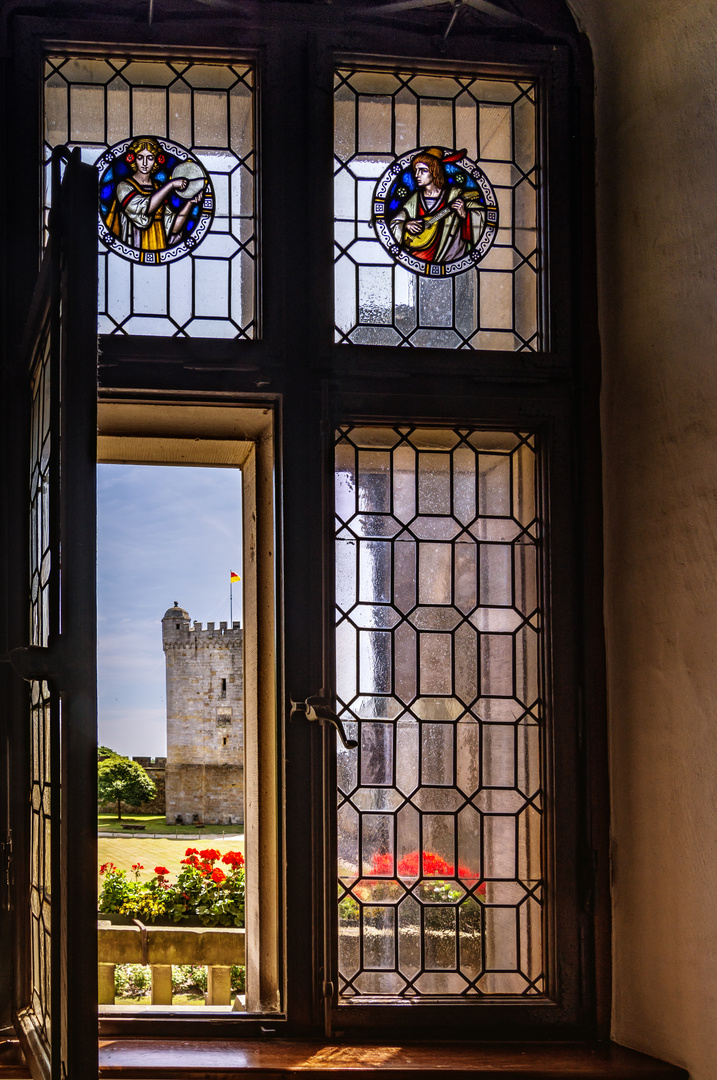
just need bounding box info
[569,3,717,1076]
[98,758,166,815]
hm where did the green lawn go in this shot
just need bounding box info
[98,813,241,836]
[98,835,245,887]
[110,993,205,1005]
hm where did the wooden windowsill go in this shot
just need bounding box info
[96,1038,689,1077]
[0,1037,690,1078]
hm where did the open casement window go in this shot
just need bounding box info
[1,1,609,1070]
[8,149,99,1079]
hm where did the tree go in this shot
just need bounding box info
[98,752,156,820]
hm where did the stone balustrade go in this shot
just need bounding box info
[98,920,245,1006]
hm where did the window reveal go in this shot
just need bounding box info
[335,425,543,997]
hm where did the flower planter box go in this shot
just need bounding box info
[97,916,245,1006]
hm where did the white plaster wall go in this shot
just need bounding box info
[568,2,717,1075]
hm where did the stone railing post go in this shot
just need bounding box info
[207,965,232,1005]
[151,964,173,1005]
[98,964,116,1005]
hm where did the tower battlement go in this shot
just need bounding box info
[162,603,242,649]
[191,620,242,634]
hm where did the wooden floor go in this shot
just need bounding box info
[0,1038,690,1078]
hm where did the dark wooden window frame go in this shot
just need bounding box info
[0,0,618,1068]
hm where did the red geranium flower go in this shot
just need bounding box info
[370,850,486,895]
[371,852,393,876]
[185,847,199,856]
[131,863,144,872]
[221,851,245,868]
[99,862,115,875]
[211,867,226,884]
[154,866,170,876]
[199,848,221,861]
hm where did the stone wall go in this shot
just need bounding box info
[164,763,243,825]
[162,605,244,826]
[131,756,166,814]
[98,756,166,816]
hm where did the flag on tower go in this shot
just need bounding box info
[230,571,241,583]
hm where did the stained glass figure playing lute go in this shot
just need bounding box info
[373,146,498,277]
[389,148,486,265]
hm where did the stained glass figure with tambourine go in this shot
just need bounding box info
[98,136,214,264]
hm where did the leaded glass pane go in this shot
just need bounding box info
[334,69,540,350]
[29,340,54,1051]
[335,425,543,998]
[44,56,256,338]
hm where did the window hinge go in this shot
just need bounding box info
[322,981,335,1040]
[576,684,585,752]
[579,845,598,915]
[2,830,11,909]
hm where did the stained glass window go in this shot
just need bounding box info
[44,56,256,338]
[334,69,540,350]
[335,425,543,997]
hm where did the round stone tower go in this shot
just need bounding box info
[162,602,244,826]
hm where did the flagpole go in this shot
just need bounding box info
[229,571,240,627]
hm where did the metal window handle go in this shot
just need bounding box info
[290,695,358,750]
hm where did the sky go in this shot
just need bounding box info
[97,463,243,759]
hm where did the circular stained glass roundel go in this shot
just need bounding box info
[372,147,498,277]
[97,137,214,264]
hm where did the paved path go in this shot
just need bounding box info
[101,831,245,841]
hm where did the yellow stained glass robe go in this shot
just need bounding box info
[106,177,175,251]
